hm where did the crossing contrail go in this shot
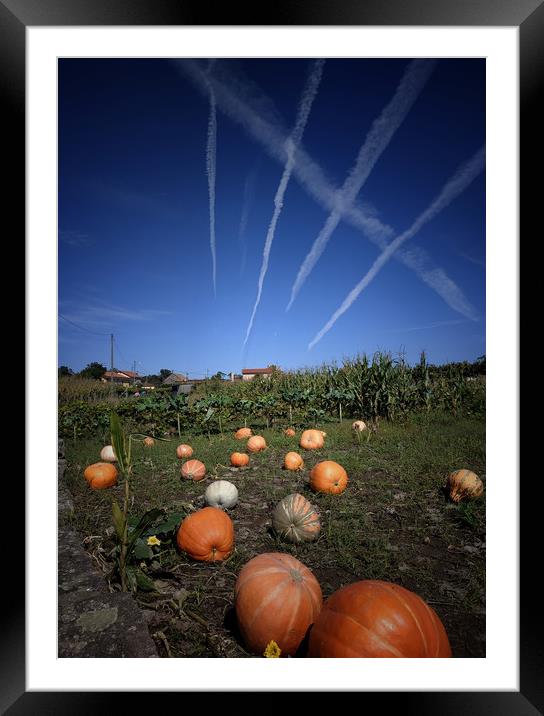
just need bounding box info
[286,59,436,311]
[205,62,218,295]
[243,59,325,347]
[308,146,486,350]
[175,59,478,321]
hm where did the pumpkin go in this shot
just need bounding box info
[100,444,117,462]
[205,480,239,509]
[308,580,451,658]
[247,435,267,453]
[176,444,193,459]
[283,451,304,471]
[352,420,367,432]
[176,506,234,561]
[235,427,252,440]
[447,469,484,503]
[181,459,206,481]
[310,461,348,495]
[230,452,250,467]
[235,552,322,656]
[83,462,118,490]
[143,436,155,447]
[284,428,296,437]
[272,493,321,543]
[299,429,324,450]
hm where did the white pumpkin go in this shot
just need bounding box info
[352,420,367,432]
[204,480,239,510]
[100,444,117,462]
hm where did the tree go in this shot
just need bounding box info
[58,366,73,377]
[160,368,173,380]
[79,362,107,380]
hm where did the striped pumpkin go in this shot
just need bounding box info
[235,553,322,656]
[272,493,321,543]
[447,469,484,503]
[308,580,451,658]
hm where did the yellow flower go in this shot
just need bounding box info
[147,535,161,546]
[263,640,281,658]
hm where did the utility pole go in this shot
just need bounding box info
[132,360,136,384]
[110,334,114,380]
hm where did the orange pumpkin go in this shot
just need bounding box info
[247,435,267,453]
[176,507,234,561]
[181,459,206,481]
[235,553,322,656]
[308,580,451,658]
[176,444,193,459]
[299,429,324,450]
[283,451,304,471]
[310,461,348,494]
[447,469,484,503]
[84,462,118,490]
[284,427,296,437]
[230,452,250,467]
[143,436,155,447]
[235,427,252,440]
[272,493,320,543]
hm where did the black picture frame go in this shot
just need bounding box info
[8,0,535,711]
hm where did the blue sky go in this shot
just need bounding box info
[58,58,485,377]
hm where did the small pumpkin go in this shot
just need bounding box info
[352,420,367,432]
[235,552,322,656]
[284,427,296,437]
[235,427,252,440]
[283,451,304,471]
[84,462,118,490]
[299,429,324,450]
[176,506,234,561]
[143,436,155,447]
[308,580,451,657]
[176,444,193,459]
[310,460,348,495]
[447,469,484,503]
[181,459,206,481]
[100,444,117,462]
[205,480,239,509]
[230,452,250,467]
[247,435,267,453]
[272,493,321,543]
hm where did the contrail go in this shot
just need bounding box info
[175,59,478,321]
[286,59,435,312]
[243,59,325,347]
[308,146,486,350]
[238,163,259,277]
[205,61,218,296]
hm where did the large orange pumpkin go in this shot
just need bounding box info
[176,444,193,459]
[272,494,321,544]
[247,435,267,453]
[310,461,348,494]
[176,507,234,561]
[181,459,206,481]
[230,452,250,467]
[235,427,252,440]
[283,451,304,471]
[84,462,118,490]
[308,580,451,657]
[299,429,324,450]
[235,553,322,656]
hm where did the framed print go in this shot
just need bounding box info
[7,0,537,710]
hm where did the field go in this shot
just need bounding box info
[63,410,485,658]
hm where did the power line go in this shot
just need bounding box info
[59,313,111,336]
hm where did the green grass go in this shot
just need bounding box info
[63,411,486,658]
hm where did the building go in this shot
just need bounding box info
[102,370,141,386]
[241,367,275,381]
[162,372,189,385]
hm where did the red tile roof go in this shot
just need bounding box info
[242,368,274,375]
